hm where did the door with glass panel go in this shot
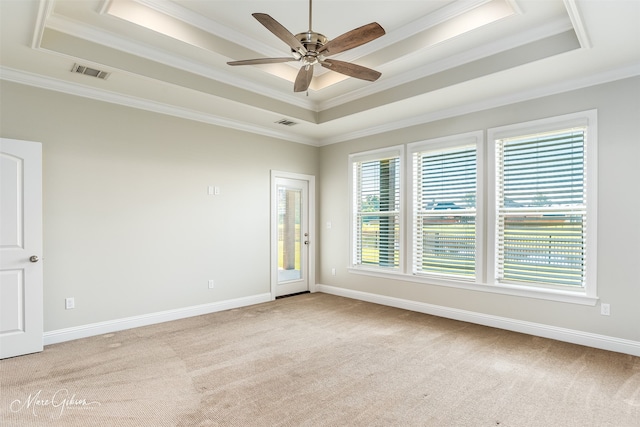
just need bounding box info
[274,177,309,297]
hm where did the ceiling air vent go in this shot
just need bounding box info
[72,63,110,80]
[275,119,298,127]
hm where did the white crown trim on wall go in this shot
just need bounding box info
[318,16,574,111]
[0,66,318,146]
[41,13,316,111]
[2,63,638,147]
[318,63,640,146]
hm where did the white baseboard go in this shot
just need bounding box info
[316,284,640,357]
[43,293,272,346]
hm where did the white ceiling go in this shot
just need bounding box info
[1,0,639,146]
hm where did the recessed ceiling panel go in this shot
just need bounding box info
[1,0,638,145]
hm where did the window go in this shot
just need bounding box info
[348,111,597,304]
[410,133,481,280]
[488,110,597,297]
[350,147,402,270]
[495,129,586,287]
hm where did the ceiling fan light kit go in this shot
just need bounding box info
[227,0,385,93]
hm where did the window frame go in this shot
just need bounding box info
[407,131,484,283]
[487,110,598,299]
[349,145,404,273]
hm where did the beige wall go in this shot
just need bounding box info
[318,76,640,342]
[0,81,319,332]
[1,76,639,343]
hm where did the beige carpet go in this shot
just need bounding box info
[1,293,639,426]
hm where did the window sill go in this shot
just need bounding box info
[347,267,598,306]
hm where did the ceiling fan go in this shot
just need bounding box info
[227,0,385,93]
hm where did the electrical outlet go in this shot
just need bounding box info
[208,279,215,289]
[65,297,75,310]
[331,268,336,276]
[600,303,610,316]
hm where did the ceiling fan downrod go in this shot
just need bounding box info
[295,0,326,62]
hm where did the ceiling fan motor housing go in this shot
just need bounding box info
[296,31,327,52]
[293,31,327,65]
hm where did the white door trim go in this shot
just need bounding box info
[270,171,315,300]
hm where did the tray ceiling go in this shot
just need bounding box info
[1,0,639,145]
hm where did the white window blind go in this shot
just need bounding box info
[496,128,587,288]
[353,155,401,269]
[413,145,476,279]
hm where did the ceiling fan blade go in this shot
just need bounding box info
[252,13,307,55]
[318,22,385,56]
[227,57,297,66]
[294,65,314,92]
[321,59,381,82]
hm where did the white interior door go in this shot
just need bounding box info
[271,172,315,298]
[0,138,43,359]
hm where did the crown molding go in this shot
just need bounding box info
[35,0,532,114]
[131,0,286,59]
[94,0,501,101]
[0,66,319,146]
[376,0,494,48]
[112,0,306,78]
[320,0,494,65]
[3,63,638,148]
[319,15,574,111]
[43,13,316,111]
[31,0,54,49]
[137,0,490,67]
[318,63,640,146]
[563,0,591,49]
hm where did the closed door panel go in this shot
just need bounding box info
[0,138,43,359]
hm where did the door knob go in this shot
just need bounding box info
[29,255,39,263]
